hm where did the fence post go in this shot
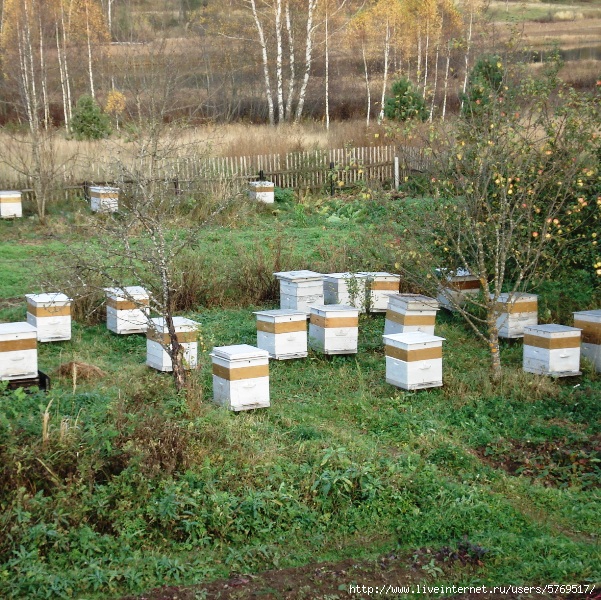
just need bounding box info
[394,156,400,190]
[329,162,335,196]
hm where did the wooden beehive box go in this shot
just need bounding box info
[523,324,581,377]
[26,293,72,342]
[211,344,270,411]
[0,191,22,218]
[573,310,601,372]
[495,293,538,339]
[254,309,307,360]
[358,272,400,312]
[248,181,275,204]
[89,186,119,213]
[308,304,359,355]
[437,269,480,310]
[273,270,324,315]
[105,286,150,334]
[383,331,445,390]
[146,317,199,372]
[0,322,38,381]
[323,273,368,312]
[384,294,439,336]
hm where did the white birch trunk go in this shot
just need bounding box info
[362,41,370,127]
[249,0,275,125]
[38,11,49,129]
[85,3,95,99]
[294,0,318,123]
[56,24,69,131]
[429,37,440,122]
[462,10,474,110]
[275,0,285,122]
[423,27,429,97]
[325,9,329,130]
[442,41,451,121]
[61,4,73,122]
[378,20,391,123]
[284,1,295,120]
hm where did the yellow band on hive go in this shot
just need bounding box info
[310,314,358,328]
[0,197,21,204]
[252,187,274,193]
[93,193,118,199]
[385,344,442,362]
[371,281,398,291]
[495,301,538,314]
[27,304,71,318]
[212,363,269,381]
[447,279,480,291]
[257,320,306,334]
[107,298,149,310]
[523,334,580,350]
[0,338,37,352]
[147,331,197,344]
[385,311,436,326]
[574,320,601,345]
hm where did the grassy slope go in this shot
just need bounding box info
[0,204,600,599]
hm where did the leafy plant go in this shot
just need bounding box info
[384,78,428,122]
[70,95,112,140]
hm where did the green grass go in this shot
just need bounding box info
[0,199,600,599]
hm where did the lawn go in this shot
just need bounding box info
[0,194,600,599]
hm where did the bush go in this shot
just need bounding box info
[384,78,428,122]
[70,95,111,140]
[461,55,504,119]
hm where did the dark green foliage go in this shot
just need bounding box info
[70,95,111,140]
[461,55,504,119]
[384,78,428,122]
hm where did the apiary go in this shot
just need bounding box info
[384,294,439,336]
[274,270,324,315]
[523,324,581,377]
[0,322,38,381]
[573,310,601,372]
[323,273,368,311]
[105,286,150,334]
[437,269,480,310]
[495,293,538,339]
[308,304,359,355]
[248,180,275,204]
[0,191,22,218]
[146,317,199,372]
[383,331,445,390]
[254,309,307,360]
[211,344,270,411]
[89,186,119,213]
[26,293,72,342]
[358,272,400,312]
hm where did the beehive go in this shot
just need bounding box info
[495,293,538,339]
[573,310,601,372]
[211,344,270,411]
[146,317,199,372]
[89,186,119,213]
[248,181,275,204]
[358,272,400,312]
[0,191,22,218]
[323,273,368,312]
[383,331,445,390]
[308,304,359,355]
[0,322,38,381]
[274,270,324,315]
[105,286,150,334]
[523,324,581,377]
[254,309,307,360]
[26,293,72,342]
[437,269,480,310]
[384,294,439,336]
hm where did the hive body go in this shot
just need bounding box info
[308,304,359,355]
[573,310,601,372]
[26,293,72,342]
[248,181,275,203]
[274,270,324,315]
[358,272,400,312]
[89,186,119,213]
[323,273,368,312]
[211,344,270,411]
[495,293,538,339]
[384,294,439,336]
[437,269,480,310]
[523,324,581,377]
[254,309,307,360]
[146,317,199,372]
[0,322,38,380]
[0,191,22,218]
[105,286,150,334]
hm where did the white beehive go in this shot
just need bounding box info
[573,310,601,372]
[384,294,439,336]
[254,309,307,360]
[495,293,538,339]
[437,269,480,310]
[211,344,270,411]
[358,272,400,312]
[146,317,199,372]
[274,270,324,315]
[383,331,445,391]
[308,304,359,355]
[89,186,119,213]
[26,293,72,342]
[323,273,368,312]
[523,324,581,377]
[0,191,22,218]
[248,181,275,204]
[0,322,38,381]
[105,286,150,334]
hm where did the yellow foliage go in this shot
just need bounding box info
[105,90,126,116]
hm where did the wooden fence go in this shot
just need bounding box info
[7,144,431,203]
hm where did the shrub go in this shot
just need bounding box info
[70,95,111,140]
[384,78,428,122]
[461,55,504,119]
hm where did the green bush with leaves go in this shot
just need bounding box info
[461,55,504,119]
[70,95,111,140]
[384,78,428,122]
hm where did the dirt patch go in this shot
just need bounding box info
[477,434,601,489]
